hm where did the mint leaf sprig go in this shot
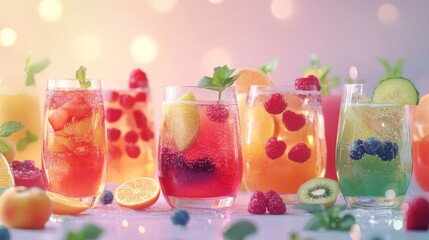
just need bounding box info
[65,223,103,240]
[75,66,91,89]
[223,220,257,240]
[0,121,24,152]
[198,65,240,102]
[377,57,404,82]
[294,204,356,231]
[24,53,51,86]
[17,130,38,151]
[259,58,279,74]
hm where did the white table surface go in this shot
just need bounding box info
[4,179,429,240]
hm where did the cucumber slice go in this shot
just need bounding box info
[372,77,419,105]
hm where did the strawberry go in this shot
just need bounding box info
[48,109,72,131]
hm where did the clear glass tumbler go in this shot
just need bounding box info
[336,84,412,208]
[42,79,107,207]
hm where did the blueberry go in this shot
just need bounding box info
[100,190,114,205]
[171,209,190,226]
[363,137,383,155]
[349,139,365,160]
[0,226,10,240]
[377,140,397,161]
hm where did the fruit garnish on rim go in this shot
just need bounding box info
[198,65,240,102]
[75,66,91,89]
[372,77,419,105]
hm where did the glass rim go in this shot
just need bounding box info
[164,85,236,90]
[248,84,321,94]
[47,78,100,82]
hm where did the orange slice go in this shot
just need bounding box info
[414,93,429,137]
[0,153,14,192]
[46,191,89,215]
[233,68,272,93]
[114,177,160,210]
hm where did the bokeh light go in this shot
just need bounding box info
[209,0,224,4]
[393,220,403,230]
[146,0,178,13]
[38,0,63,23]
[385,189,396,200]
[203,47,232,74]
[271,0,294,20]
[72,34,102,62]
[130,36,159,64]
[138,225,146,234]
[377,4,399,25]
[122,220,129,228]
[349,224,361,240]
[0,28,17,47]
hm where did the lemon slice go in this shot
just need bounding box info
[114,177,160,210]
[46,191,89,215]
[164,91,200,151]
[0,153,14,194]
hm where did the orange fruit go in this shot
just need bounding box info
[414,94,429,137]
[46,191,89,215]
[0,138,16,164]
[114,177,160,210]
[233,68,272,94]
[0,153,14,191]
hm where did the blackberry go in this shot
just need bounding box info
[377,140,398,161]
[171,209,190,226]
[349,139,365,160]
[187,158,216,173]
[363,137,382,155]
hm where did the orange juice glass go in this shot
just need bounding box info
[42,79,107,207]
[243,85,326,200]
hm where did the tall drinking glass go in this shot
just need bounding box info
[158,86,242,209]
[336,84,412,208]
[243,85,326,200]
[42,79,107,207]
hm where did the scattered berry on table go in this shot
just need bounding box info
[295,75,321,91]
[406,197,429,231]
[264,190,279,200]
[282,110,306,131]
[129,69,149,89]
[207,103,229,123]
[267,195,287,215]
[377,140,398,161]
[363,137,383,155]
[124,131,139,144]
[100,190,114,205]
[349,139,365,160]
[264,93,287,114]
[288,143,311,163]
[171,209,190,226]
[106,108,122,123]
[265,137,287,160]
[107,128,121,142]
[119,94,136,109]
[248,197,267,215]
[250,191,268,203]
[0,226,10,240]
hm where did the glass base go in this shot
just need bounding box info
[164,195,236,209]
[76,194,100,208]
[345,196,405,209]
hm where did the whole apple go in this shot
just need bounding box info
[0,187,51,229]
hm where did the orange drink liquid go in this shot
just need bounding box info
[42,79,107,207]
[243,86,326,197]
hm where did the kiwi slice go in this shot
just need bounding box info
[297,178,339,208]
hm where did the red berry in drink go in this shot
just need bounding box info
[62,95,92,120]
[295,75,321,91]
[107,128,121,142]
[135,92,147,102]
[264,93,287,114]
[129,69,148,89]
[119,94,135,109]
[207,103,229,123]
[106,108,122,123]
[48,109,71,131]
[133,110,147,129]
[265,137,287,159]
[282,110,306,131]
[104,91,119,102]
[141,128,154,141]
[288,143,311,163]
[124,131,139,144]
[406,197,429,231]
[125,144,141,158]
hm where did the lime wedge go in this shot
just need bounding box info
[164,91,200,151]
[372,77,419,105]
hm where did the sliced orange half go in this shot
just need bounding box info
[234,68,272,94]
[46,191,89,215]
[114,177,160,210]
[0,153,14,191]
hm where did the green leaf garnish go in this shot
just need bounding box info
[24,53,51,86]
[0,141,9,152]
[198,65,239,102]
[0,121,24,152]
[301,55,342,96]
[17,130,38,151]
[377,57,404,81]
[223,220,257,240]
[300,205,356,231]
[260,58,279,74]
[75,66,91,89]
[65,223,103,240]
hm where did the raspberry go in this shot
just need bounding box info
[100,190,114,205]
[264,93,287,114]
[171,209,190,226]
[265,189,280,200]
[282,110,306,131]
[106,108,122,123]
[107,128,121,142]
[288,143,311,163]
[135,92,147,102]
[295,75,321,91]
[250,191,268,203]
[129,69,149,89]
[124,130,139,144]
[125,144,141,158]
[248,198,267,214]
[207,103,229,123]
[267,196,286,215]
[133,110,147,129]
[141,127,154,141]
[104,91,119,102]
[406,197,429,231]
[119,94,135,109]
[265,137,287,159]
